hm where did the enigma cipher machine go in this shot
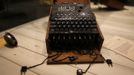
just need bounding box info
[46,0,104,64]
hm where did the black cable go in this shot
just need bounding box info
[83,53,98,74]
[20,53,59,75]
[52,55,78,62]
[29,53,60,68]
[53,56,69,62]
[77,52,98,75]
[28,57,48,69]
[52,53,62,61]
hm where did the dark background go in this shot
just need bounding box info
[0,0,134,32]
[0,0,50,31]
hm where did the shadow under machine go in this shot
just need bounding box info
[46,0,105,64]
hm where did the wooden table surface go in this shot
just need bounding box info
[0,4,134,75]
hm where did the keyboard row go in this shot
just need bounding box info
[50,20,97,25]
[49,34,98,40]
[50,24,97,28]
[49,28,98,34]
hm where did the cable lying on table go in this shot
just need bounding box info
[20,53,59,75]
[76,53,113,75]
[52,54,78,62]
[77,53,98,75]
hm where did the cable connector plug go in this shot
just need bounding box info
[106,59,113,67]
[77,69,83,75]
[21,66,28,75]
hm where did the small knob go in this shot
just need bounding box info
[4,32,18,48]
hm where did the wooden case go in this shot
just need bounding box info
[46,0,105,64]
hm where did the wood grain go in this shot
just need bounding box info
[0,57,37,75]
[0,3,134,75]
